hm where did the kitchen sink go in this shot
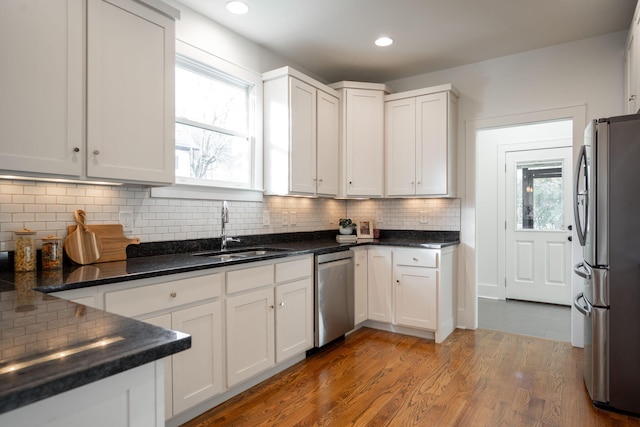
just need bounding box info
[192,247,291,262]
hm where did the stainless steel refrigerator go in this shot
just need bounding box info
[574,113,640,415]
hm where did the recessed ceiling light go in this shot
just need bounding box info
[226,1,249,14]
[375,37,394,47]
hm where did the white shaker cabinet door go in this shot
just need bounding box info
[226,288,275,387]
[171,301,223,415]
[394,265,437,330]
[0,0,83,177]
[316,90,340,196]
[367,249,392,323]
[290,78,317,194]
[415,92,448,195]
[385,97,417,196]
[275,278,314,363]
[344,89,384,197]
[87,0,174,184]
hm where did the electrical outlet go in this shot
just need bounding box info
[376,210,383,223]
[262,210,270,226]
[290,212,297,225]
[119,210,133,234]
[282,212,289,226]
[419,211,429,224]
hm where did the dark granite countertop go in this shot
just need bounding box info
[0,286,190,414]
[0,229,457,415]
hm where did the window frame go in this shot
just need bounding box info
[152,41,263,202]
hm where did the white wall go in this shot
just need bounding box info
[385,31,628,342]
[165,0,328,81]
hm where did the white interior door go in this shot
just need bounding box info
[505,147,573,305]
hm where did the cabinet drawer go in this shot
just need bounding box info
[227,264,274,294]
[275,257,312,283]
[105,273,222,318]
[394,250,437,268]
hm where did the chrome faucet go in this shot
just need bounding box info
[220,201,240,251]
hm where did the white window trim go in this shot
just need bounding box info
[152,40,264,202]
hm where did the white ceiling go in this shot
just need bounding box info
[176,0,637,83]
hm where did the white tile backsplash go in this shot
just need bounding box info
[0,179,460,250]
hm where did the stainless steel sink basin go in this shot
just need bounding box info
[192,247,290,262]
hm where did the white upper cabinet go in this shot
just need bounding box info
[385,85,458,197]
[263,67,340,196]
[330,82,387,198]
[0,0,177,185]
[0,0,83,177]
[86,0,175,184]
[626,4,640,114]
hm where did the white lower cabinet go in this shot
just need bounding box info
[225,256,313,387]
[226,287,275,387]
[352,248,368,325]
[0,361,163,427]
[99,271,224,418]
[144,301,223,418]
[275,278,313,363]
[393,263,437,330]
[367,248,393,322]
[361,246,457,344]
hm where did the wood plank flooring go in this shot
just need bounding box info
[182,327,640,426]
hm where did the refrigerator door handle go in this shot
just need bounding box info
[573,261,591,279]
[574,292,591,317]
[574,145,588,246]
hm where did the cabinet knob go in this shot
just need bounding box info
[396,279,400,284]
[417,181,421,185]
[279,301,285,307]
[349,181,352,185]
[170,292,177,298]
[630,95,637,101]
[73,147,80,153]
[93,149,100,155]
[269,305,275,310]
[413,257,419,262]
[318,178,323,182]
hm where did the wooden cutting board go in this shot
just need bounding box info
[66,224,140,263]
[65,210,102,265]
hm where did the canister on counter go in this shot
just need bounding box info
[14,229,37,272]
[41,236,63,270]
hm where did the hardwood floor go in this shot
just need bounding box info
[182,327,640,426]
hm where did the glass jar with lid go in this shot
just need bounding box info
[14,229,37,272]
[41,236,63,270]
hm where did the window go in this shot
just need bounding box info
[175,54,255,188]
[515,160,564,230]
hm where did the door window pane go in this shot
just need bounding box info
[516,160,564,230]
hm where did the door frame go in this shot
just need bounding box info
[498,143,573,303]
[464,104,586,347]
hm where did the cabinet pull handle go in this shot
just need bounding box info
[93,149,100,155]
[73,147,80,153]
[170,292,177,298]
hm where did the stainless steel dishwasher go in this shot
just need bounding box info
[314,251,354,347]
